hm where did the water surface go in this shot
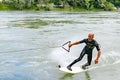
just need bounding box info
[0,11,120,80]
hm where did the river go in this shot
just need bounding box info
[0,11,120,80]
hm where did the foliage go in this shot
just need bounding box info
[0,2,7,10]
[0,0,119,11]
[103,1,117,11]
[115,0,120,7]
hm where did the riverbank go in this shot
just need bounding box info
[0,2,117,11]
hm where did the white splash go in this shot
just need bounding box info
[50,47,76,67]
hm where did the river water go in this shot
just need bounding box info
[0,11,120,80]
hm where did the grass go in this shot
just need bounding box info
[51,7,108,12]
[0,2,9,10]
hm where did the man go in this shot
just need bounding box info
[67,33,101,71]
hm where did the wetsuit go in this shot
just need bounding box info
[68,38,100,68]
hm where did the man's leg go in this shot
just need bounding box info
[82,52,92,69]
[87,52,92,66]
[67,49,86,71]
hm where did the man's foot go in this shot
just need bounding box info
[67,66,72,71]
[82,65,88,70]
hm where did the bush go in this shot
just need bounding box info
[114,1,120,7]
[0,2,10,10]
[103,1,117,11]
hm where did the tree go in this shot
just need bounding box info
[2,0,6,3]
[61,0,67,8]
[0,0,118,10]
[25,0,30,8]
[113,0,120,7]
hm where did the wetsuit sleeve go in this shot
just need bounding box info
[79,39,86,43]
[95,41,100,51]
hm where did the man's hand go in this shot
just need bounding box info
[68,43,72,48]
[94,59,98,64]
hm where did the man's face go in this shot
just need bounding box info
[88,33,94,41]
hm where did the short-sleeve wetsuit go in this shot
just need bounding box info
[68,38,100,67]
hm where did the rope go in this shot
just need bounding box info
[0,48,41,53]
[0,41,71,53]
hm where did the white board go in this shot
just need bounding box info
[58,64,106,74]
[59,66,85,74]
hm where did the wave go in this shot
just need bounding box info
[50,48,77,67]
[99,51,120,65]
[50,47,120,67]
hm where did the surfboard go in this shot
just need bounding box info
[58,65,87,74]
[58,64,106,74]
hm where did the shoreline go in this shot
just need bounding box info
[0,2,118,12]
[0,7,118,12]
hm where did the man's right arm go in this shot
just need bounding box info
[68,39,86,48]
[69,41,80,48]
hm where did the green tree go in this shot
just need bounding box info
[103,1,116,10]
[115,0,120,7]
[0,0,118,11]
[2,0,6,3]
[25,0,31,8]
[61,0,67,8]
[83,0,91,9]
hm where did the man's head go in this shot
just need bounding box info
[88,33,94,41]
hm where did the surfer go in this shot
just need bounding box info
[67,33,101,71]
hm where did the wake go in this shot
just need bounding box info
[50,48,120,69]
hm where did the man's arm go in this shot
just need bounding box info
[68,41,80,48]
[68,39,86,48]
[95,50,101,64]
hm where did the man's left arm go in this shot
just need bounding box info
[95,50,101,64]
[94,41,101,64]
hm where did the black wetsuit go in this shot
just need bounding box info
[68,38,100,67]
